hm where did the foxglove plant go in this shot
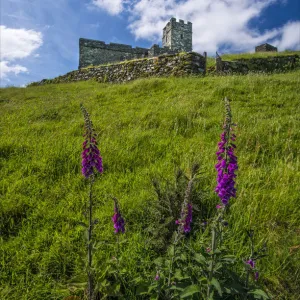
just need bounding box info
[207,97,238,298]
[175,199,193,234]
[167,164,198,288]
[215,97,238,206]
[80,104,103,300]
[245,229,267,293]
[112,197,125,234]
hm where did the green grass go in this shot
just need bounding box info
[0,71,300,299]
[221,50,300,61]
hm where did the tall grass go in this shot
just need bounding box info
[0,70,299,299]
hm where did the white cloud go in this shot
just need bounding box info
[0,61,28,80]
[126,0,282,53]
[1,25,43,60]
[275,21,300,51]
[92,0,124,15]
[91,0,299,53]
[0,26,42,80]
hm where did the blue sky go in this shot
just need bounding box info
[1,0,299,87]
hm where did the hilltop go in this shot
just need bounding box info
[0,70,300,299]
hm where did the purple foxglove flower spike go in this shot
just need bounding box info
[176,165,199,234]
[215,97,238,206]
[112,198,125,234]
[81,104,103,178]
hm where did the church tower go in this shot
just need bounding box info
[162,18,192,52]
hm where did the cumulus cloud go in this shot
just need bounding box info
[0,26,42,80]
[275,21,300,51]
[93,0,299,53]
[92,0,125,15]
[127,0,282,53]
[0,61,28,80]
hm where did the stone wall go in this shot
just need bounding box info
[215,54,300,74]
[148,44,177,57]
[30,52,206,86]
[79,38,149,69]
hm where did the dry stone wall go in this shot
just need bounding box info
[216,55,300,74]
[30,52,206,86]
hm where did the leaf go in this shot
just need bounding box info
[180,253,187,261]
[211,278,222,297]
[168,245,175,256]
[221,255,236,263]
[194,253,206,265]
[224,281,245,295]
[174,269,184,280]
[248,289,270,299]
[153,257,164,266]
[180,284,201,298]
[77,221,88,228]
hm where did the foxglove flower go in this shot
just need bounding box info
[112,198,125,234]
[81,104,103,178]
[176,167,198,234]
[254,271,259,281]
[246,259,255,269]
[215,97,238,205]
[176,203,192,233]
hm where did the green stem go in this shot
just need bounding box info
[88,175,94,300]
[207,225,217,299]
[245,234,255,297]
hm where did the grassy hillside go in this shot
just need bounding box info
[0,71,300,299]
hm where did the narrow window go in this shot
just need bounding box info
[181,34,183,39]
[166,36,168,42]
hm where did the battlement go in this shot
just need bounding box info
[163,18,192,30]
[79,38,148,54]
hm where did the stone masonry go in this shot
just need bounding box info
[30,52,206,86]
[162,18,192,52]
[79,39,149,69]
[215,54,300,74]
[255,43,278,52]
[79,18,193,69]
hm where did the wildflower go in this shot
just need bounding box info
[206,247,211,253]
[176,203,192,233]
[112,198,125,234]
[246,259,255,269]
[155,272,160,281]
[254,271,259,281]
[81,104,103,178]
[215,97,238,206]
[176,167,198,234]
